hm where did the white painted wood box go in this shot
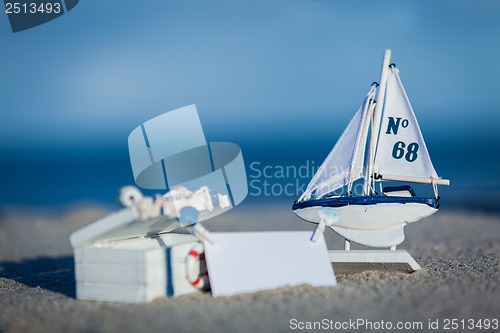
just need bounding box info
[70,208,205,303]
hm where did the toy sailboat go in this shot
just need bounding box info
[293,49,449,249]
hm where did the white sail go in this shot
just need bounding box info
[373,67,438,180]
[300,87,376,201]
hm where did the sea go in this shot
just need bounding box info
[0,139,499,213]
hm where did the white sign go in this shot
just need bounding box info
[203,231,336,297]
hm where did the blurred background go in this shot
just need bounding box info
[1,0,499,211]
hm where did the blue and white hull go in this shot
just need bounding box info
[292,196,439,247]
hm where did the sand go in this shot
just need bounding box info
[0,201,498,333]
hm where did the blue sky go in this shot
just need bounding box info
[0,0,499,206]
[1,0,499,150]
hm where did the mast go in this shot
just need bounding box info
[364,49,391,195]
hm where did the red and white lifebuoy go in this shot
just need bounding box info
[185,243,210,290]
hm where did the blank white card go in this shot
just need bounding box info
[203,231,336,297]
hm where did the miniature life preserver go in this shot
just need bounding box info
[185,243,210,290]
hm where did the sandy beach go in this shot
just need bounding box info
[0,201,498,333]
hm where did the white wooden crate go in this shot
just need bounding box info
[70,208,205,303]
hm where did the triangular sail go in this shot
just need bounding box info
[300,87,375,201]
[373,68,438,180]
